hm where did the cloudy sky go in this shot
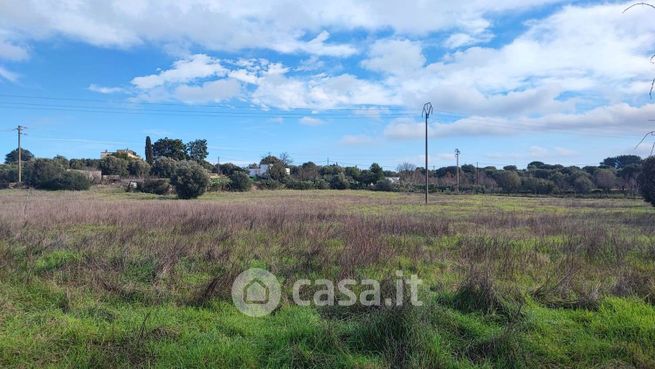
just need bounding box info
[0,0,654,169]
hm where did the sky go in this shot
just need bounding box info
[0,0,654,170]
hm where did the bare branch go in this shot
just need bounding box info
[635,131,655,149]
[623,2,655,13]
[651,78,655,99]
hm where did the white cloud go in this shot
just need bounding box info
[361,39,425,76]
[131,54,226,89]
[0,65,17,81]
[88,84,126,94]
[173,78,241,103]
[299,116,323,126]
[0,39,28,61]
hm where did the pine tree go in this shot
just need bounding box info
[145,136,154,165]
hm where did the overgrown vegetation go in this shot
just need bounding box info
[0,189,653,368]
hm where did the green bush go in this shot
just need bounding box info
[207,176,230,192]
[138,179,171,195]
[330,173,350,190]
[128,160,151,177]
[257,179,283,190]
[286,180,315,190]
[99,156,129,176]
[170,161,209,199]
[151,157,178,178]
[40,171,91,191]
[373,179,395,192]
[229,172,252,192]
[638,157,655,207]
[0,165,18,188]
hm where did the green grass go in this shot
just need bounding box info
[0,188,654,368]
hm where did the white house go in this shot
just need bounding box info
[248,164,291,177]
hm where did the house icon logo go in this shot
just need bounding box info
[231,268,281,317]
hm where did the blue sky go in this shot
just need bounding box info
[1,0,654,170]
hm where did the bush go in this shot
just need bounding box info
[24,159,65,187]
[573,176,594,194]
[207,176,231,192]
[151,157,178,178]
[41,171,91,191]
[330,173,350,190]
[286,180,315,190]
[128,160,151,177]
[373,179,395,192]
[638,157,655,207]
[138,179,171,195]
[0,165,18,188]
[495,171,521,193]
[257,179,283,190]
[229,172,252,192]
[170,161,209,199]
[99,156,129,176]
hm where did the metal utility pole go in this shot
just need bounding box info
[15,125,26,184]
[455,148,461,193]
[422,102,433,205]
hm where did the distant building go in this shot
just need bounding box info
[248,164,291,177]
[101,149,141,160]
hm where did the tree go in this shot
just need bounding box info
[128,160,151,178]
[229,171,253,192]
[217,163,244,176]
[279,152,293,166]
[602,155,642,169]
[5,148,34,164]
[99,156,129,176]
[397,162,417,173]
[495,170,521,193]
[23,159,90,190]
[574,176,594,194]
[153,137,187,160]
[151,157,179,178]
[170,161,209,199]
[186,139,208,162]
[638,157,655,206]
[145,136,154,165]
[298,162,319,180]
[268,163,289,181]
[330,173,350,189]
[260,155,284,166]
[594,169,616,192]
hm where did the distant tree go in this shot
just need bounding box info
[397,162,417,173]
[638,157,655,206]
[52,155,69,168]
[503,165,518,171]
[5,148,34,164]
[527,161,546,170]
[521,177,555,194]
[495,171,521,193]
[260,155,284,166]
[151,157,179,178]
[298,162,319,180]
[153,137,187,160]
[128,160,151,178]
[145,136,154,165]
[279,152,293,166]
[99,156,129,176]
[369,163,385,182]
[217,163,244,176]
[594,169,617,192]
[229,171,253,192]
[602,155,642,169]
[574,176,594,194]
[267,163,289,181]
[330,173,350,190]
[170,161,209,199]
[186,139,208,162]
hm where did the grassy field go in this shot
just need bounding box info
[1,188,654,368]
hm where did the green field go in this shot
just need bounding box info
[1,188,654,368]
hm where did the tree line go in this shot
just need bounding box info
[1,136,654,206]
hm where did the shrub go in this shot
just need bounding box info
[170,161,209,199]
[257,179,283,190]
[229,172,252,192]
[24,159,65,187]
[128,160,151,178]
[495,171,521,193]
[5,148,34,164]
[373,179,395,192]
[594,168,616,192]
[41,171,91,191]
[573,176,594,194]
[286,180,315,190]
[521,177,555,194]
[314,179,330,189]
[0,165,18,188]
[151,157,178,178]
[638,157,655,207]
[99,156,129,176]
[138,179,171,195]
[207,176,231,192]
[330,173,350,190]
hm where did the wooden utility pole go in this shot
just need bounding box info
[455,148,461,193]
[422,102,433,205]
[15,125,26,184]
